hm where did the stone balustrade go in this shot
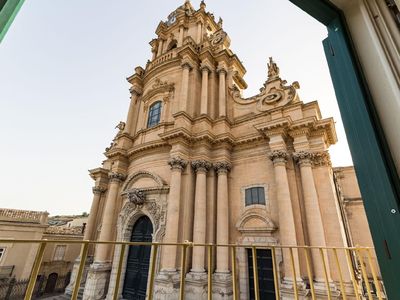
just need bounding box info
[0,208,48,224]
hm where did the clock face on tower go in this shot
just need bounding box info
[167,12,176,26]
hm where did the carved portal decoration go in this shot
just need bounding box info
[141,78,175,104]
[127,189,145,205]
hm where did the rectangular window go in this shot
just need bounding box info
[245,187,266,206]
[53,245,67,261]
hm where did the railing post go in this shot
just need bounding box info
[288,247,299,300]
[179,242,190,300]
[71,240,89,300]
[147,243,159,300]
[208,244,213,300]
[113,244,127,300]
[304,247,316,300]
[319,248,332,300]
[231,246,238,300]
[24,241,47,300]
[271,247,281,300]
[251,246,260,300]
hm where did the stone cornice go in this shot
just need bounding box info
[168,156,188,171]
[191,159,212,173]
[268,150,288,166]
[89,168,109,181]
[127,140,169,158]
[108,172,127,183]
[104,147,128,159]
[214,161,232,174]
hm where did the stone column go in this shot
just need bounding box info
[191,160,211,273]
[214,161,231,274]
[269,151,301,282]
[313,151,351,283]
[157,39,164,57]
[293,151,329,283]
[85,186,105,241]
[200,64,210,115]
[180,61,192,112]
[178,26,184,47]
[94,172,126,263]
[196,21,202,44]
[217,67,227,117]
[124,88,141,136]
[161,156,188,272]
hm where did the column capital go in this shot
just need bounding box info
[92,186,107,195]
[129,85,143,97]
[312,151,332,167]
[217,66,227,75]
[191,160,212,173]
[293,151,313,167]
[181,59,194,70]
[168,156,188,171]
[268,150,288,166]
[200,62,213,74]
[108,172,126,183]
[214,161,232,174]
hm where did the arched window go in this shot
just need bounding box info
[147,101,162,128]
[245,187,265,206]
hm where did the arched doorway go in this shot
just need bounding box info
[44,273,58,294]
[122,215,153,299]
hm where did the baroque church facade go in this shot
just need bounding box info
[67,1,379,299]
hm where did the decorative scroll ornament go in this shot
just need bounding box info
[214,161,232,174]
[152,78,169,89]
[268,150,288,165]
[168,156,188,171]
[210,29,227,46]
[127,189,145,205]
[191,160,212,173]
[229,57,300,112]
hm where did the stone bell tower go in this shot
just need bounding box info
[69,0,369,299]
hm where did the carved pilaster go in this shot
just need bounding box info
[181,61,193,71]
[191,160,212,173]
[92,186,107,195]
[217,66,227,75]
[293,151,313,167]
[268,150,288,166]
[168,156,188,171]
[108,172,126,183]
[213,161,232,174]
[312,151,332,167]
[200,63,212,74]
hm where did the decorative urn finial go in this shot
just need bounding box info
[200,0,206,10]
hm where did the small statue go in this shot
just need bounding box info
[267,57,280,78]
[218,17,223,27]
[115,121,125,131]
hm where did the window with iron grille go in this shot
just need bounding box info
[147,101,162,128]
[245,187,266,206]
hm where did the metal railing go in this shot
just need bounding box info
[0,239,385,300]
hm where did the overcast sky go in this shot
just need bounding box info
[0,0,353,215]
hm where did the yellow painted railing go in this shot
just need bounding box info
[0,239,385,300]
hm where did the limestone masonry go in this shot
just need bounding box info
[65,1,380,299]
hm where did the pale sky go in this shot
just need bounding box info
[0,0,353,215]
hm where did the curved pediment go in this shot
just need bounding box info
[236,210,277,234]
[122,170,166,191]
